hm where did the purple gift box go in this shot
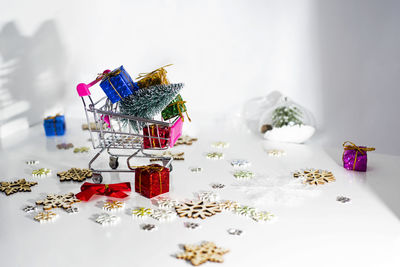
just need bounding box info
[342,141,375,172]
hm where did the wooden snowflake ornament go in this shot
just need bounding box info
[150,151,184,161]
[175,201,222,219]
[175,135,198,146]
[176,242,229,266]
[57,168,93,182]
[103,200,125,212]
[36,192,80,210]
[293,169,336,185]
[0,179,38,196]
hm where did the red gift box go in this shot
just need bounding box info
[143,124,170,149]
[135,164,170,198]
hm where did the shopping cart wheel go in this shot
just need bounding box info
[92,173,103,184]
[109,156,119,169]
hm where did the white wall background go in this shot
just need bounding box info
[0,0,399,154]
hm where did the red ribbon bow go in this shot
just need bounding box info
[76,182,131,201]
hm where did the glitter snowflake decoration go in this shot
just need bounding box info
[211,183,225,189]
[231,159,251,168]
[206,152,224,160]
[198,191,220,202]
[233,170,255,179]
[227,228,244,236]
[219,200,239,211]
[251,211,275,222]
[156,197,180,209]
[103,200,125,212]
[184,222,201,230]
[211,141,230,149]
[293,169,336,185]
[151,209,176,221]
[190,167,203,173]
[32,168,52,178]
[66,207,79,214]
[132,207,153,218]
[34,211,58,223]
[234,205,257,217]
[142,224,158,232]
[337,196,351,203]
[267,149,286,157]
[23,205,37,213]
[95,213,119,226]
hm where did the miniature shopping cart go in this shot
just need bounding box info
[76,70,183,183]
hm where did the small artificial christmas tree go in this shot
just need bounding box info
[272,105,303,128]
[119,83,183,131]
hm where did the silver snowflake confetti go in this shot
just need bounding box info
[231,159,251,168]
[206,152,224,160]
[233,170,255,179]
[184,222,201,229]
[190,167,203,173]
[142,224,158,232]
[23,205,37,213]
[267,149,286,157]
[211,141,230,149]
[151,209,176,221]
[227,228,244,236]
[198,191,220,202]
[32,168,52,178]
[337,196,351,203]
[66,207,79,214]
[156,197,180,209]
[211,183,225,189]
[26,160,39,165]
[95,213,120,226]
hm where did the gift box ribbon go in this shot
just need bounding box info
[166,99,191,122]
[45,113,62,136]
[136,64,172,87]
[136,165,166,195]
[342,141,375,170]
[99,68,134,100]
[76,182,131,201]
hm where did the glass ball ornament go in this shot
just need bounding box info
[258,96,316,143]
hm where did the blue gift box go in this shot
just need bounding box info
[99,66,139,103]
[43,114,65,136]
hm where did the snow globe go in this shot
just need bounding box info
[258,96,315,143]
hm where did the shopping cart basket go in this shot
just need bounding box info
[76,70,183,183]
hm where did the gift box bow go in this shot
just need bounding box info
[76,182,131,201]
[342,141,375,170]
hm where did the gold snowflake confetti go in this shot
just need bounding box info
[32,168,52,178]
[34,211,58,223]
[103,200,125,212]
[267,149,286,157]
[233,170,254,179]
[219,200,239,211]
[132,207,153,218]
[73,147,90,153]
[206,152,224,160]
[211,141,230,149]
[175,135,198,146]
[251,211,275,222]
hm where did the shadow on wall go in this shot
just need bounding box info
[316,0,400,220]
[315,0,400,155]
[0,20,67,147]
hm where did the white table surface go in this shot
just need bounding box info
[1,116,400,267]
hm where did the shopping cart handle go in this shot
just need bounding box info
[76,69,111,97]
